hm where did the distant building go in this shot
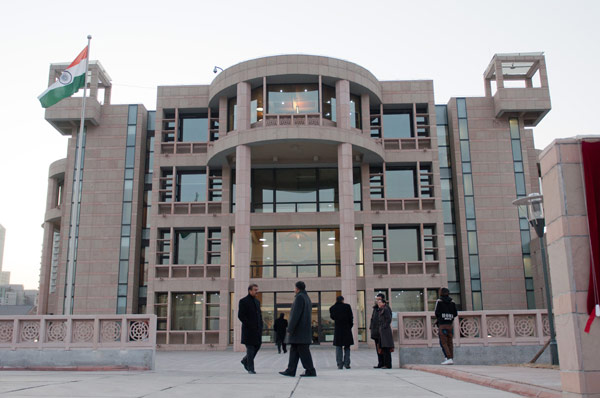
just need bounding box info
[37,53,551,349]
[0,284,37,309]
[0,224,7,285]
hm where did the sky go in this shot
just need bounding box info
[0,0,598,289]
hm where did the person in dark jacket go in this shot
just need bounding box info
[238,284,262,374]
[279,281,317,377]
[435,287,458,365]
[369,293,386,368]
[274,313,288,354]
[329,296,354,369]
[377,297,394,369]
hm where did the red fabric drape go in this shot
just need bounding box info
[581,141,600,332]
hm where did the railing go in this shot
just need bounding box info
[380,138,432,150]
[160,142,210,154]
[259,113,324,128]
[157,201,222,215]
[370,198,436,211]
[0,315,156,350]
[397,310,550,347]
[373,262,440,276]
[155,264,221,279]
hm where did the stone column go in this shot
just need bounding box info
[361,93,370,135]
[218,97,227,136]
[338,143,358,348]
[236,82,251,131]
[336,80,351,130]
[540,139,600,398]
[233,144,251,352]
[37,222,55,315]
[495,60,505,89]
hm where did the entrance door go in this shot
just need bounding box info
[275,303,321,345]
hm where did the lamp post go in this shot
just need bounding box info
[512,193,559,365]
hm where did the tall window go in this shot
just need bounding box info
[175,230,205,264]
[385,167,416,198]
[268,84,319,114]
[227,97,237,131]
[350,94,361,129]
[383,110,413,138]
[179,114,208,142]
[322,85,336,122]
[251,87,264,124]
[391,289,424,312]
[171,293,203,330]
[176,171,206,202]
[388,227,420,262]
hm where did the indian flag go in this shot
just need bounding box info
[38,46,88,108]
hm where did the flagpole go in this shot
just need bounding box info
[64,35,92,315]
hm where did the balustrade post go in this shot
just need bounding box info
[39,317,46,349]
[508,313,516,345]
[65,317,73,350]
[121,316,128,347]
[425,313,433,347]
[12,318,18,349]
[536,310,545,344]
[481,313,488,346]
[93,317,100,349]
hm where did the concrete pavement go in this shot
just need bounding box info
[0,348,533,397]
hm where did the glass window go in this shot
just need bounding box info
[436,125,448,146]
[441,179,452,201]
[123,180,133,202]
[122,202,132,225]
[320,229,341,265]
[275,168,317,204]
[125,147,135,168]
[176,230,205,264]
[355,229,364,265]
[512,140,523,161]
[276,230,318,265]
[442,201,454,224]
[463,174,474,196]
[472,291,483,310]
[120,237,130,260]
[469,255,480,278]
[128,105,138,125]
[460,141,471,162]
[383,112,412,138]
[179,116,208,142]
[467,231,478,255]
[353,167,362,210]
[438,147,450,168]
[251,86,264,124]
[171,293,203,330]
[458,119,469,140]
[465,196,476,219]
[509,118,520,139]
[515,172,526,196]
[456,98,467,119]
[252,169,275,213]
[435,105,448,125]
[388,227,420,262]
[391,289,424,312]
[520,230,531,254]
[385,167,416,198]
[227,97,237,131]
[126,125,136,146]
[523,255,533,277]
[268,84,319,114]
[177,171,206,202]
[350,94,361,129]
[319,168,338,211]
[322,85,336,122]
[251,230,274,265]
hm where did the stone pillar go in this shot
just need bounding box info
[233,144,251,352]
[538,59,550,88]
[218,97,227,136]
[336,80,351,130]
[540,139,600,398]
[484,78,492,97]
[338,143,358,348]
[236,82,251,132]
[495,61,505,89]
[361,93,370,135]
[103,85,112,105]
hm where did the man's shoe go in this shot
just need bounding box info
[247,370,256,374]
[300,370,317,377]
[279,371,295,377]
[344,365,351,369]
[241,358,248,371]
[373,365,383,368]
[441,358,454,365]
[337,365,343,370]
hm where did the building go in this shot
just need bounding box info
[0,284,37,315]
[37,53,551,349]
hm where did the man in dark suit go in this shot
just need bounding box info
[274,313,288,354]
[238,283,262,374]
[329,295,354,369]
[279,281,317,377]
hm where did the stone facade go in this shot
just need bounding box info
[38,53,551,349]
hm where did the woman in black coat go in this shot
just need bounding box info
[377,299,394,369]
[329,296,354,369]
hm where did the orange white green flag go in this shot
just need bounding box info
[38,46,88,108]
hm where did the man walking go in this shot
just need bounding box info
[435,287,458,365]
[274,313,288,354]
[329,296,354,369]
[369,293,385,368]
[238,284,262,374]
[279,281,317,377]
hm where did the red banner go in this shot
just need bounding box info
[581,141,600,333]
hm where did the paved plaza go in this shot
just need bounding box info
[0,347,560,397]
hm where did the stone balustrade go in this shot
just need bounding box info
[397,310,550,347]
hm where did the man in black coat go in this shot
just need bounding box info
[279,281,317,377]
[274,313,288,354]
[238,283,262,374]
[329,296,354,369]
